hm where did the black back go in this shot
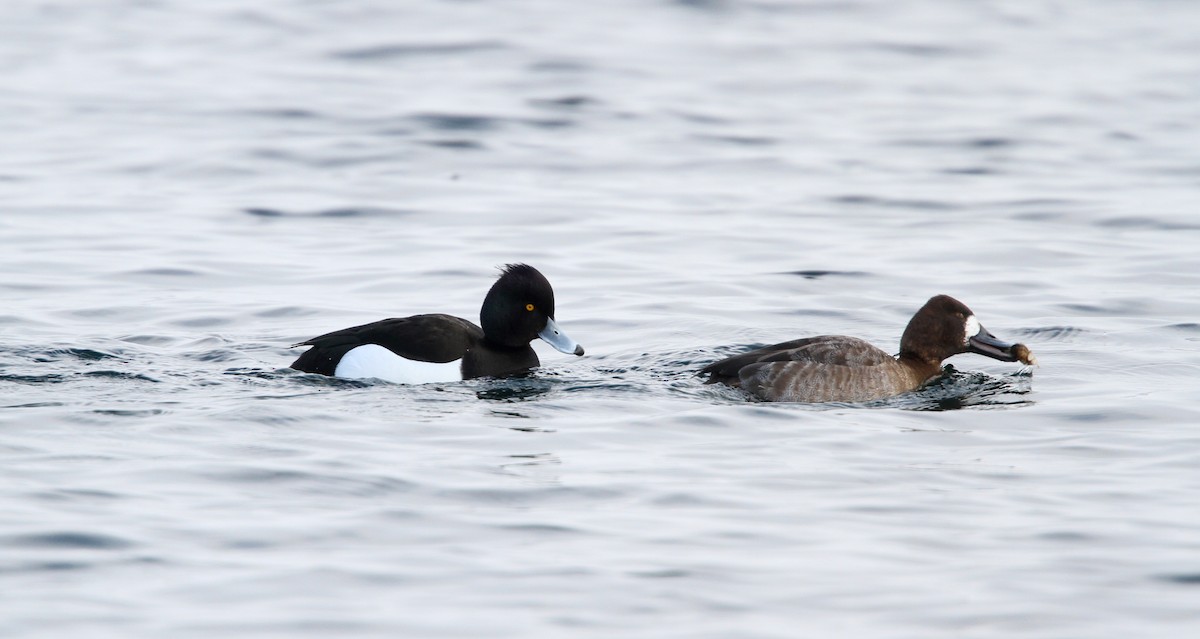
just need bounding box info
[290,314,482,376]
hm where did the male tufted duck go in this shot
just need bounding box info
[290,264,584,383]
[701,294,1035,403]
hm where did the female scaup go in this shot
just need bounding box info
[290,264,584,383]
[701,294,1035,403]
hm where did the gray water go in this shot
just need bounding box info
[3,0,1200,636]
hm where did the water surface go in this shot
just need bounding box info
[3,1,1200,637]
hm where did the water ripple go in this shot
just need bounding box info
[829,195,961,211]
[81,370,159,383]
[783,270,871,280]
[201,467,417,497]
[867,41,982,58]
[420,139,485,150]
[330,41,506,61]
[412,113,498,131]
[529,95,600,109]
[244,207,413,219]
[1157,573,1200,585]
[35,348,119,362]
[1013,326,1083,341]
[892,368,1034,412]
[1095,216,1200,231]
[6,531,134,550]
[0,373,67,385]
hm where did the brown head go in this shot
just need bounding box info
[898,294,1034,366]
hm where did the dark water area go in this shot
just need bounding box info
[3,0,1200,636]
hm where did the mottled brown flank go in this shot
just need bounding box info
[740,358,932,403]
[723,338,939,403]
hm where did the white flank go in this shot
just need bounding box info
[963,315,981,344]
[334,344,462,384]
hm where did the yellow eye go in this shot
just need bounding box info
[525,303,535,312]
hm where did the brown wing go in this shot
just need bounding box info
[701,335,894,384]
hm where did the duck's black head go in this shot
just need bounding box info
[480,264,584,355]
[899,294,1031,366]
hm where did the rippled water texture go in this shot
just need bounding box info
[3,0,1200,637]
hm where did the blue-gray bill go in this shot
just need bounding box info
[538,317,585,356]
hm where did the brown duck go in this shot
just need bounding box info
[701,295,1035,403]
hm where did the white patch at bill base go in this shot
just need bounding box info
[963,315,981,344]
